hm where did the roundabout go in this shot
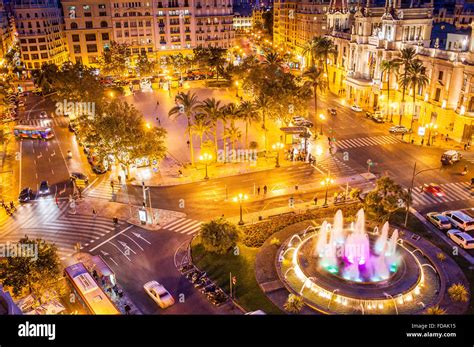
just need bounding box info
[276,209,446,314]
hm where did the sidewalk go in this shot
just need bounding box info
[0,123,19,202]
[131,154,304,187]
[71,195,186,231]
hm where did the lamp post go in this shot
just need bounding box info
[320,172,334,207]
[426,123,437,146]
[233,193,248,225]
[319,113,325,135]
[272,142,284,168]
[235,80,240,97]
[199,153,212,180]
[167,75,171,97]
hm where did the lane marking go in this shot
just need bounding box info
[89,225,133,252]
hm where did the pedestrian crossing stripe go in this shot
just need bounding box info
[85,178,122,200]
[161,218,202,235]
[336,135,401,149]
[18,117,68,127]
[411,181,472,206]
[315,157,357,175]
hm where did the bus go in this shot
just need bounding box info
[13,125,54,140]
[64,262,120,315]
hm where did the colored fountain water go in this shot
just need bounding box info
[314,208,400,282]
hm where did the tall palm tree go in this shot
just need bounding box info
[253,94,271,151]
[169,91,201,165]
[394,47,417,116]
[0,125,10,167]
[199,97,224,159]
[238,101,261,147]
[303,66,328,125]
[262,51,284,69]
[190,115,212,151]
[302,37,337,73]
[400,60,429,132]
[302,37,319,67]
[223,102,242,127]
[380,59,400,122]
[224,123,242,157]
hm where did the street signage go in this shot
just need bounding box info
[418,126,425,136]
[138,209,147,225]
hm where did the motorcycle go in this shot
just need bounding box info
[67,150,72,159]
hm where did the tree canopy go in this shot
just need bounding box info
[363,176,409,221]
[198,218,239,255]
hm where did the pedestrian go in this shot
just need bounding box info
[55,195,59,207]
[186,140,190,148]
[9,201,15,210]
[92,209,97,218]
[313,196,318,205]
[118,175,122,184]
[464,143,467,150]
[157,117,161,125]
[257,186,260,195]
[113,217,118,226]
[110,180,114,192]
[445,134,449,142]
[295,185,298,191]
[421,138,424,145]
[263,185,267,194]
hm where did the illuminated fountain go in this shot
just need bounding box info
[277,208,444,314]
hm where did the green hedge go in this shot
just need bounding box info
[241,203,362,248]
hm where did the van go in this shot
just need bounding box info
[441,150,462,165]
[442,210,474,231]
[447,230,474,249]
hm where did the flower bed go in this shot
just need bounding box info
[241,203,362,248]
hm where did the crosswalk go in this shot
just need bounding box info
[161,218,202,236]
[18,117,69,128]
[0,200,126,260]
[313,156,357,176]
[85,177,122,200]
[336,135,401,150]
[411,181,473,207]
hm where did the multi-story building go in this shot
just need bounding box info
[273,0,330,57]
[12,0,69,69]
[325,0,474,143]
[433,0,474,29]
[0,0,15,59]
[61,0,234,65]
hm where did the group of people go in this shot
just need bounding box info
[1,200,16,216]
[256,185,268,196]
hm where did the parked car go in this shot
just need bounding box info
[143,280,175,309]
[38,181,50,195]
[447,229,474,249]
[328,108,337,116]
[426,212,452,230]
[292,116,313,128]
[442,210,474,231]
[350,104,362,112]
[440,150,462,165]
[422,183,444,197]
[389,125,409,134]
[245,310,266,315]
[70,172,89,185]
[39,111,48,118]
[18,187,33,203]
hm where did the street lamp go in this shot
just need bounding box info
[199,153,212,180]
[145,122,152,130]
[319,113,326,135]
[233,193,248,225]
[426,123,437,146]
[272,142,284,168]
[320,172,334,207]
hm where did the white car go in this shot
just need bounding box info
[350,105,362,112]
[389,125,409,134]
[143,280,175,309]
[245,310,266,315]
[426,212,452,230]
[447,230,474,249]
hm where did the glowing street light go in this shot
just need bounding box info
[320,172,334,207]
[235,80,240,97]
[199,153,212,180]
[319,113,326,135]
[145,122,152,130]
[233,193,248,225]
[272,142,284,168]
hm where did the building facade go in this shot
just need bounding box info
[12,0,69,69]
[0,0,15,59]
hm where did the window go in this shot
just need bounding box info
[85,21,93,29]
[30,46,38,51]
[100,21,108,28]
[70,22,78,29]
[434,88,441,101]
[39,45,47,50]
[41,53,48,59]
[102,33,109,40]
[115,22,121,28]
[85,33,96,41]
[83,5,91,10]
[99,4,106,8]
[28,38,36,43]
[87,44,98,53]
[31,54,39,60]
[73,45,81,53]
[23,54,29,60]
[438,71,444,81]
[72,34,80,42]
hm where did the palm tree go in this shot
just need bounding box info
[0,125,10,167]
[401,60,429,132]
[394,47,417,115]
[303,66,328,125]
[302,37,319,67]
[253,94,271,151]
[169,91,201,165]
[200,97,224,159]
[223,123,242,158]
[380,59,400,122]
[223,102,242,127]
[302,37,337,73]
[448,283,469,302]
[190,115,212,151]
[283,294,304,314]
[262,51,284,69]
[425,305,446,315]
[238,101,260,147]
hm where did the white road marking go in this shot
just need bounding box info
[108,241,131,262]
[123,233,144,251]
[89,225,133,252]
